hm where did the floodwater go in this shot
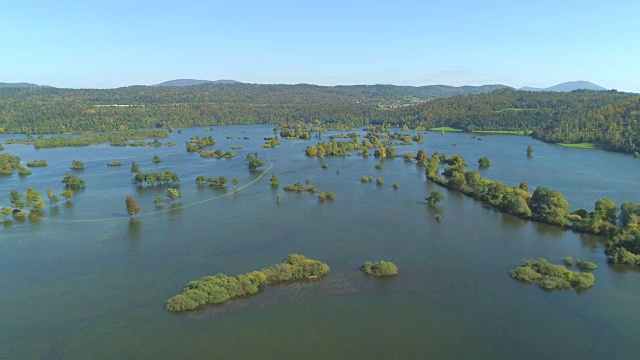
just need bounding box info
[1,126,639,359]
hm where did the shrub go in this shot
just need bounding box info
[361,260,398,276]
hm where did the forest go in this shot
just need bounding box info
[1,84,639,153]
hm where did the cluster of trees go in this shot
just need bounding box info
[262,136,282,148]
[317,191,335,201]
[165,254,330,312]
[511,258,595,290]
[277,124,311,139]
[186,136,216,152]
[62,174,86,189]
[426,153,571,225]
[198,149,237,159]
[156,188,182,204]
[6,130,169,148]
[1,187,75,220]
[26,160,47,167]
[361,261,398,276]
[283,182,318,193]
[0,153,25,175]
[70,160,84,169]
[426,153,640,265]
[245,153,264,170]
[134,170,180,186]
[195,175,228,187]
[116,139,174,147]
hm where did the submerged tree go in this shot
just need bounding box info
[46,189,59,205]
[270,174,279,187]
[166,188,182,202]
[478,157,492,168]
[125,195,141,218]
[25,188,46,213]
[10,189,25,210]
[246,152,265,170]
[60,189,74,202]
[527,145,534,157]
[1,206,12,220]
[426,191,445,206]
[70,160,84,169]
[62,173,86,189]
[131,161,139,173]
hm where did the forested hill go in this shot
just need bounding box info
[389,88,640,153]
[1,83,639,154]
[0,82,508,106]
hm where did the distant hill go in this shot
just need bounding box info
[0,82,43,88]
[153,79,242,87]
[519,81,607,92]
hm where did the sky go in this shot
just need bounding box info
[2,0,639,92]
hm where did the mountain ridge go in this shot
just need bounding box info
[519,80,607,92]
[153,79,242,87]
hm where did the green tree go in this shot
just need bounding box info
[620,202,640,227]
[154,196,164,204]
[478,157,492,168]
[46,189,59,205]
[70,160,84,169]
[60,189,74,202]
[594,198,618,224]
[426,191,445,206]
[246,153,264,170]
[62,174,86,189]
[125,195,141,218]
[529,187,570,226]
[25,188,46,213]
[232,179,239,187]
[1,206,12,220]
[131,161,139,173]
[415,149,427,163]
[270,174,279,187]
[153,155,161,163]
[10,189,25,210]
[166,188,182,202]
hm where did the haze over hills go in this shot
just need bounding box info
[519,81,607,92]
[153,79,242,87]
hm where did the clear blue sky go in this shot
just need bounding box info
[2,0,639,92]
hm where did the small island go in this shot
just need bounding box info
[166,254,330,312]
[361,260,398,276]
[510,258,595,290]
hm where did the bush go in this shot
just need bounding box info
[318,191,334,201]
[563,256,573,266]
[361,260,398,276]
[70,160,84,169]
[575,259,598,271]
